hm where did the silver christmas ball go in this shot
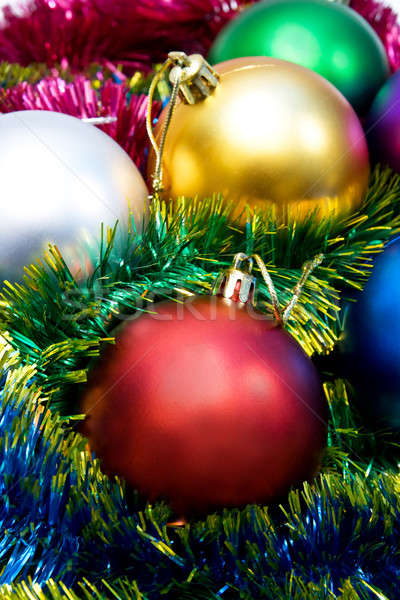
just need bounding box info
[0,110,148,282]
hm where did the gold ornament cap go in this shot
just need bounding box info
[213,253,256,304]
[168,51,220,104]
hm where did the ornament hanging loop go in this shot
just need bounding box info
[146,57,181,196]
[252,253,324,326]
[146,51,220,196]
[252,253,323,326]
[232,252,253,273]
[214,252,323,325]
[252,254,283,324]
[282,253,324,323]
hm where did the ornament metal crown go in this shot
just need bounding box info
[168,51,220,105]
[213,253,256,304]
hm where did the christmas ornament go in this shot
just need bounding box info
[208,0,390,114]
[340,237,400,430]
[147,52,369,225]
[0,110,148,282]
[0,77,162,173]
[82,253,327,515]
[365,71,400,172]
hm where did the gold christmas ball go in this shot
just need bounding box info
[149,56,370,223]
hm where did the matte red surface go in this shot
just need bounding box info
[82,296,327,515]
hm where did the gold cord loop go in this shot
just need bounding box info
[153,69,182,194]
[252,254,283,325]
[146,51,220,196]
[146,58,175,196]
[282,254,324,324]
[250,253,324,326]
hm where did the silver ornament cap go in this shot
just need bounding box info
[213,253,256,304]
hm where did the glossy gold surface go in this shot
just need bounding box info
[149,57,370,223]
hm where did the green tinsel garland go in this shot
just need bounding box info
[1,167,400,599]
[1,166,399,414]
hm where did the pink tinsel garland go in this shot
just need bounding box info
[0,0,243,72]
[0,77,161,171]
[0,0,398,73]
[350,0,400,71]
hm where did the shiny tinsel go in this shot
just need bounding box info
[0,0,242,72]
[0,0,398,73]
[0,2,399,597]
[0,341,400,598]
[2,167,400,414]
[351,0,400,71]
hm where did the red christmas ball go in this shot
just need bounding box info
[82,295,327,515]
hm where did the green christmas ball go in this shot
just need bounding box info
[208,0,390,114]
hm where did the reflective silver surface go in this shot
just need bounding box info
[0,110,148,282]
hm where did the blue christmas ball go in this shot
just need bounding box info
[341,237,400,429]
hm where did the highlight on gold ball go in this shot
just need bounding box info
[146,51,370,226]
